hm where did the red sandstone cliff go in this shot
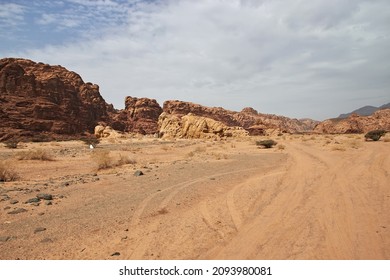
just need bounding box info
[0,58,112,141]
[314,109,390,134]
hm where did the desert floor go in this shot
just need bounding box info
[0,134,389,260]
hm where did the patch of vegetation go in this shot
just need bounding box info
[277,144,285,150]
[91,150,136,170]
[16,148,54,161]
[4,140,19,149]
[0,162,19,182]
[364,130,387,141]
[256,139,277,149]
[117,154,137,166]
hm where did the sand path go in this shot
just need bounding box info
[1,138,389,259]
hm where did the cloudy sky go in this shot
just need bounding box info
[1,0,389,120]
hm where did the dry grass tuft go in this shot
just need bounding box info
[194,146,207,153]
[210,152,228,160]
[16,148,54,161]
[277,144,286,150]
[91,150,136,170]
[91,150,112,170]
[347,140,362,149]
[117,154,137,166]
[157,207,169,215]
[0,162,19,182]
[331,145,346,151]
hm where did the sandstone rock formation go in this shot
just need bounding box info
[94,125,122,139]
[163,100,317,135]
[314,109,390,134]
[0,58,111,141]
[158,112,248,139]
[0,57,320,141]
[110,96,162,135]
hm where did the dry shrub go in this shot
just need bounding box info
[161,145,170,151]
[91,150,136,170]
[118,154,137,166]
[277,144,285,150]
[157,207,169,215]
[4,140,19,149]
[0,162,18,182]
[256,139,277,148]
[348,140,362,149]
[186,151,195,158]
[16,148,53,161]
[331,145,346,151]
[194,146,207,153]
[211,152,228,160]
[91,150,112,170]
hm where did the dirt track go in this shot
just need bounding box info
[0,136,389,259]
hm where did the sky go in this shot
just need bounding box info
[1,0,389,120]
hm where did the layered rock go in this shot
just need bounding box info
[158,112,248,139]
[0,58,111,141]
[110,96,162,134]
[314,109,390,134]
[163,100,317,135]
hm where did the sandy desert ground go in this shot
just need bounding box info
[0,134,389,260]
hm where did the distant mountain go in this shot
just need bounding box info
[338,103,390,118]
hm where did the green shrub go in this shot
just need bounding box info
[364,130,387,141]
[256,139,277,148]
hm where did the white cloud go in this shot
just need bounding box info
[0,3,25,26]
[6,0,390,119]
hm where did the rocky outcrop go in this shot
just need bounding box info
[158,112,248,139]
[0,57,320,141]
[110,96,162,135]
[314,109,390,134]
[163,100,317,135]
[0,58,111,141]
[94,125,122,139]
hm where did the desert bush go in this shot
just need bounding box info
[364,130,387,141]
[256,139,277,149]
[194,146,207,153]
[277,144,285,150]
[91,150,112,170]
[0,162,19,181]
[331,145,346,151]
[16,148,53,161]
[91,150,136,170]
[4,140,19,149]
[117,154,137,166]
[211,153,228,160]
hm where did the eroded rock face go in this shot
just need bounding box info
[314,109,390,134]
[111,96,163,135]
[0,58,111,141]
[163,100,317,135]
[158,112,248,139]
